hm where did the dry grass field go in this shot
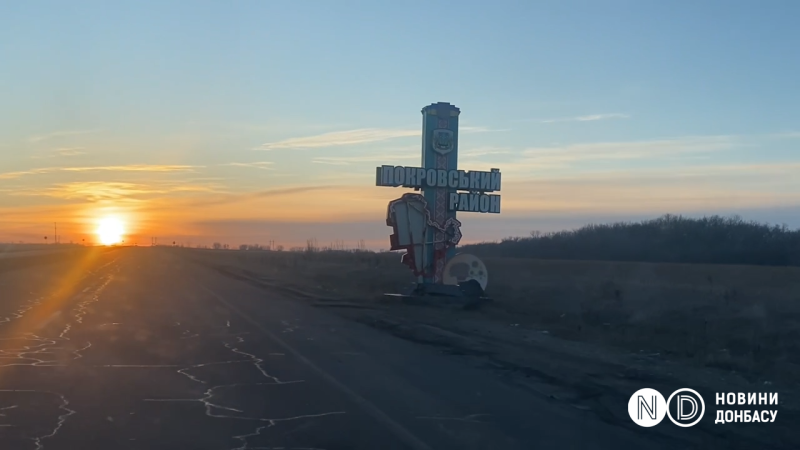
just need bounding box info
[185,248,799,383]
[183,247,800,447]
[0,245,87,265]
[488,257,800,379]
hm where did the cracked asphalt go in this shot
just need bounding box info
[0,247,672,450]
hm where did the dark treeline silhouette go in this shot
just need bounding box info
[461,214,800,266]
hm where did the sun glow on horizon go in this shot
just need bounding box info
[96,217,125,245]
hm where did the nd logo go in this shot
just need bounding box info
[628,388,705,427]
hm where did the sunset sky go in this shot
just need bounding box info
[2,1,800,248]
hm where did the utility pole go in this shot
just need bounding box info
[54,223,57,244]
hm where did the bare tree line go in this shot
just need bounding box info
[209,239,369,254]
[462,214,800,266]
[205,214,800,267]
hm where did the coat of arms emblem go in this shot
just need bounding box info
[432,129,454,155]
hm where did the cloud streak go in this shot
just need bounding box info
[499,135,738,173]
[39,182,164,202]
[541,113,630,124]
[53,148,86,157]
[31,148,87,159]
[256,126,507,151]
[0,164,200,180]
[504,161,800,186]
[188,185,336,207]
[257,128,419,150]
[311,153,419,166]
[768,131,800,139]
[11,179,227,203]
[496,163,800,215]
[222,162,275,170]
[460,147,513,157]
[459,126,512,133]
[28,129,100,143]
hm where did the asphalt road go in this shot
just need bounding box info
[0,247,672,450]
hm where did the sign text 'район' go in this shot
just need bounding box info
[448,192,500,214]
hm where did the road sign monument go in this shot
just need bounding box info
[376,102,501,294]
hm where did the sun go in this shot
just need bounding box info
[96,217,125,245]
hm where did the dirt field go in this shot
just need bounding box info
[183,248,799,448]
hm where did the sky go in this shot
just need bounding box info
[1,1,800,248]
